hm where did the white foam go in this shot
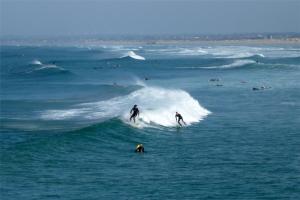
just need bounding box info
[204,59,256,69]
[121,51,145,60]
[41,109,87,120]
[146,46,276,58]
[209,46,263,58]
[41,86,210,128]
[177,48,207,55]
[29,60,66,72]
[216,52,256,59]
[35,64,65,71]
[257,53,265,58]
[178,59,256,69]
[31,60,42,65]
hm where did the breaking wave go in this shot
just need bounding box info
[41,86,210,128]
[121,51,145,60]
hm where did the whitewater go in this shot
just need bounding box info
[42,86,210,127]
[121,51,145,60]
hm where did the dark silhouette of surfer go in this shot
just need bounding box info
[130,105,140,123]
[175,112,186,126]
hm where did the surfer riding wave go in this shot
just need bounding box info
[130,105,140,123]
[41,86,211,128]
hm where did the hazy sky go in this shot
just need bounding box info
[1,0,300,37]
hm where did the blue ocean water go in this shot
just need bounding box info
[1,43,300,199]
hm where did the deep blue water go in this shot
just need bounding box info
[1,44,300,199]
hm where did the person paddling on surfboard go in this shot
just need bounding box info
[130,105,140,123]
[175,112,186,127]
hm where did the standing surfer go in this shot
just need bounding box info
[175,112,186,126]
[130,105,140,123]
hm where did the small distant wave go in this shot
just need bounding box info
[8,60,69,76]
[41,86,210,128]
[33,64,67,72]
[177,59,256,69]
[31,59,43,65]
[216,53,265,59]
[121,51,145,60]
[26,60,68,74]
[204,59,256,69]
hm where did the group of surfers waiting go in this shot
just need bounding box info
[130,105,186,127]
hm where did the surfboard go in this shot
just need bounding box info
[127,118,143,128]
[131,121,141,128]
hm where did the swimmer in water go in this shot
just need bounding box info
[175,112,186,127]
[135,144,144,153]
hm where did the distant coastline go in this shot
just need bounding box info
[1,33,300,46]
[77,38,300,46]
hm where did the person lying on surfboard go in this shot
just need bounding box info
[175,112,186,127]
[130,105,140,123]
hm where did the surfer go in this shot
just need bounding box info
[130,105,140,123]
[175,112,186,127]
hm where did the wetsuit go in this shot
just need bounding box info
[175,113,185,126]
[130,106,139,122]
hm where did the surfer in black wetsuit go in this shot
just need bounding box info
[175,112,186,127]
[130,105,140,123]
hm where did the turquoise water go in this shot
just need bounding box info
[1,44,300,199]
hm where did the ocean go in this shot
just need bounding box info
[1,43,300,199]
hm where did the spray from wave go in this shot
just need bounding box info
[41,86,210,128]
[121,51,145,60]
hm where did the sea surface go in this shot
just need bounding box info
[1,43,300,199]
